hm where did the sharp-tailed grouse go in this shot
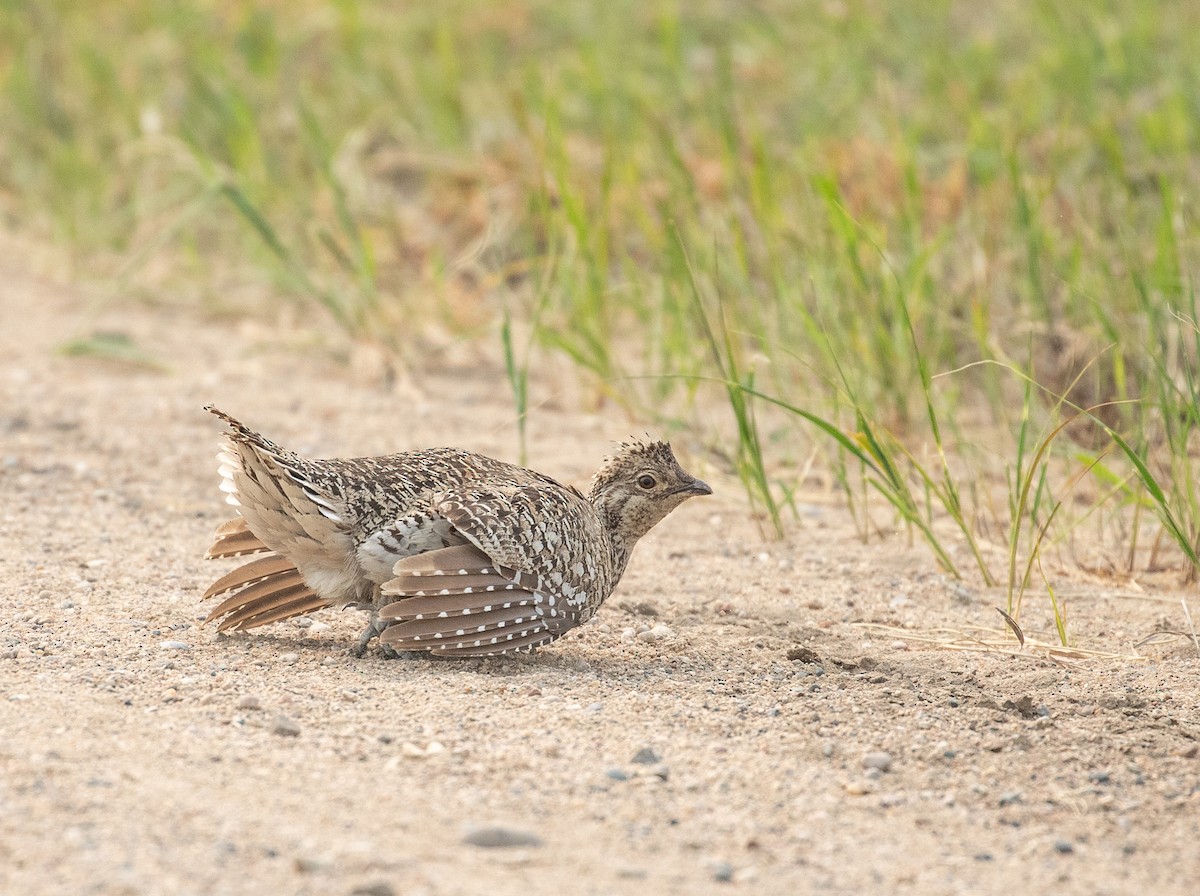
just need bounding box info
[200,406,711,657]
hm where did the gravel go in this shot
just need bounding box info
[637,623,674,642]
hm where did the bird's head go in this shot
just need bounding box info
[588,439,712,543]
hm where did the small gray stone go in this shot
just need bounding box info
[709,861,734,882]
[272,715,301,737]
[632,747,661,765]
[606,768,630,781]
[280,652,299,665]
[462,826,543,849]
[1054,839,1074,854]
[159,640,190,650]
[350,883,395,896]
[862,751,892,772]
[787,646,821,663]
[637,624,673,642]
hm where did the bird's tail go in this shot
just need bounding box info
[201,519,333,631]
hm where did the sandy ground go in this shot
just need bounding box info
[1,245,1199,896]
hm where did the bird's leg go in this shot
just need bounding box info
[351,587,408,658]
[352,613,384,657]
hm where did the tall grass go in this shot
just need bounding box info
[4,1,1200,605]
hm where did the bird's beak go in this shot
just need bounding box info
[675,477,713,497]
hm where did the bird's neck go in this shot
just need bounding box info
[593,498,635,579]
[608,531,634,580]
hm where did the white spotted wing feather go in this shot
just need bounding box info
[378,485,616,656]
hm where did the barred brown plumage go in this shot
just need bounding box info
[200,406,712,657]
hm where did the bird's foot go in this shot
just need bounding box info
[351,613,420,659]
[351,614,385,657]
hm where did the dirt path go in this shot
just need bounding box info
[1,248,1198,895]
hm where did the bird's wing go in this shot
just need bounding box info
[378,484,612,656]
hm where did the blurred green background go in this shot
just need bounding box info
[4,0,1199,619]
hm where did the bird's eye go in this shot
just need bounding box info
[637,474,657,490]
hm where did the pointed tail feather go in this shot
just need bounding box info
[216,590,334,632]
[205,517,270,559]
[203,554,297,600]
[201,554,333,632]
[204,568,307,621]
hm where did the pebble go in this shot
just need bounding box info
[159,641,190,650]
[606,768,630,781]
[998,791,1022,806]
[272,715,301,737]
[786,646,821,663]
[632,747,661,765]
[462,826,543,848]
[862,751,892,772]
[309,621,331,634]
[350,883,394,896]
[890,641,909,651]
[1054,839,1074,854]
[845,780,878,795]
[401,741,445,759]
[637,624,673,642]
[280,653,299,665]
[237,695,262,711]
[709,860,734,882]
